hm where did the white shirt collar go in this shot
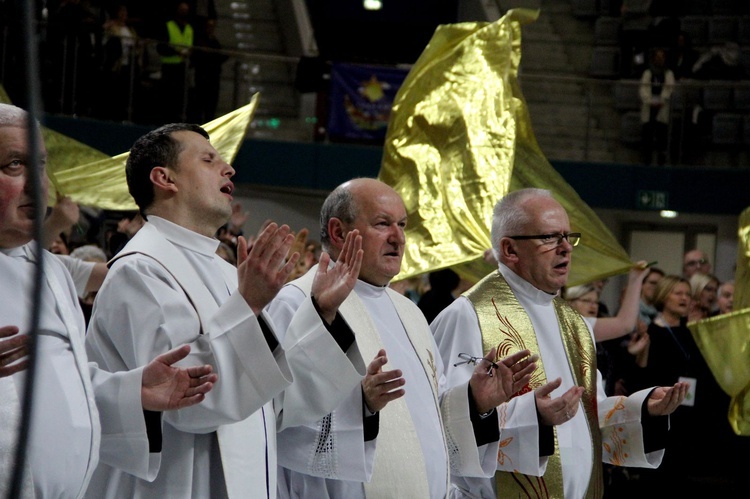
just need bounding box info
[147,216,220,257]
[354,278,388,300]
[498,262,558,305]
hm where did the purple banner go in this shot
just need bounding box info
[328,63,409,141]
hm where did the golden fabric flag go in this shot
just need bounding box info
[735,206,750,310]
[378,9,633,286]
[50,94,259,211]
[689,206,750,435]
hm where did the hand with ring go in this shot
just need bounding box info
[534,377,584,426]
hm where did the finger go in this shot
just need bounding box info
[510,353,538,374]
[317,251,331,271]
[278,251,301,281]
[513,361,537,381]
[501,349,532,367]
[185,363,214,378]
[350,240,365,276]
[367,350,388,374]
[349,246,363,278]
[0,325,20,338]
[0,334,27,354]
[154,344,192,366]
[535,377,562,398]
[341,230,360,265]
[369,369,403,385]
[270,231,295,266]
[249,222,280,259]
[378,376,406,391]
[379,387,406,402]
[185,380,215,397]
[236,236,249,266]
[0,359,29,377]
[513,372,533,390]
[0,346,29,365]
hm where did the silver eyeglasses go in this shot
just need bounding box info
[454,353,499,377]
[507,232,581,247]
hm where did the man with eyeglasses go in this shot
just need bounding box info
[432,188,688,498]
[682,249,711,279]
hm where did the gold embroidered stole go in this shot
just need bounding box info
[465,271,603,498]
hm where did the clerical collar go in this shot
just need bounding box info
[498,262,557,305]
[354,278,387,299]
[0,244,29,258]
[147,216,220,257]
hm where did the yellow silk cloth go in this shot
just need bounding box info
[1,85,258,211]
[50,95,259,211]
[378,9,633,286]
[689,205,750,435]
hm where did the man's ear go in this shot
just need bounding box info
[499,238,518,263]
[327,218,346,249]
[149,166,178,193]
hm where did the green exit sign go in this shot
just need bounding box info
[636,190,669,209]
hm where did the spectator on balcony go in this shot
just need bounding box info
[157,1,194,122]
[639,47,675,165]
[100,3,140,122]
[667,31,698,81]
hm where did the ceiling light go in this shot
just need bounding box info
[364,0,382,11]
[659,210,678,218]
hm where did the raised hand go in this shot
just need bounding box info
[535,377,584,426]
[646,382,689,416]
[361,349,405,413]
[0,325,28,378]
[42,194,80,245]
[141,344,218,411]
[311,230,363,324]
[469,348,538,414]
[236,222,300,315]
[286,228,311,283]
[228,203,250,235]
[627,324,650,367]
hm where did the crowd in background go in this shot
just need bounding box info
[0,0,226,125]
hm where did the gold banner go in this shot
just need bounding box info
[50,94,259,211]
[1,85,258,211]
[689,205,750,435]
[378,9,632,286]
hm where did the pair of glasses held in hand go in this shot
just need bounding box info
[454,353,499,377]
[454,352,539,378]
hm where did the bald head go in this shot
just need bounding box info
[320,178,407,286]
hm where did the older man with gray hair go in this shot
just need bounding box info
[432,187,688,498]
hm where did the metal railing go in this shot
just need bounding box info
[1,28,748,168]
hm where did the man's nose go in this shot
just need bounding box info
[389,224,405,245]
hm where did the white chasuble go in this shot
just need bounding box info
[270,265,499,499]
